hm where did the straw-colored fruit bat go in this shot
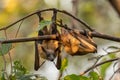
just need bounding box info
[34,26,61,70]
[34,12,61,70]
[60,28,97,56]
[34,11,97,70]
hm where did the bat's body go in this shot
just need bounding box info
[34,11,97,70]
[60,28,97,56]
[34,11,61,70]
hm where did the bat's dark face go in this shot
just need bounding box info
[34,40,61,70]
[38,40,60,61]
[41,46,56,61]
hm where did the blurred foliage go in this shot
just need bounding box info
[0,0,120,80]
[100,45,119,78]
[37,20,51,31]
[0,60,47,80]
[60,58,68,72]
[0,0,45,26]
[64,71,102,80]
[100,58,112,78]
[0,42,12,56]
[80,1,97,26]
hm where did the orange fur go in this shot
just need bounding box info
[60,28,97,56]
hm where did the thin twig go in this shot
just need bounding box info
[58,71,63,80]
[57,22,120,42]
[3,30,10,79]
[4,30,13,74]
[57,9,94,31]
[0,8,119,42]
[0,8,120,79]
[1,34,57,44]
[90,31,120,42]
[108,0,120,16]
[81,58,120,75]
[109,67,120,80]
[0,30,120,44]
[87,47,120,75]
[90,56,103,72]
[2,55,9,79]
[15,20,24,38]
[0,8,94,31]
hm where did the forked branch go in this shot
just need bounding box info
[81,58,120,75]
[0,8,120,78]
[0,8,120,43]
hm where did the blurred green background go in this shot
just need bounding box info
[0,0,120,80]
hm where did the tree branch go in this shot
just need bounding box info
[0,8,120,78]
[0,34,57,44]
[91,31,120,42]
[0,8,120,43]
[1,30,120,44]
[108,0,120,16]
[0,8,94,31]
[81,58,120,75]
[57,22,120,42]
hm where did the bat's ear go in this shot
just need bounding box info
[38,30,44,44]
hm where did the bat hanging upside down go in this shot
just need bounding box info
[60,28,97,56]
[34,26,61,70]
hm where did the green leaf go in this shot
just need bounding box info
[0,43,12,56]
[79,76,90,80]
[19,74,33,80]
[64,74,89,80]
[13,60,28,78]
[64,74,80,80]
[108,53,116,59]
[37,20,51,31]
[60,58,68,72]
[89,71,99,80]
[100,59,112,78]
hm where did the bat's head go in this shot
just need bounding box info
[41,41,60,61]
[41,46,56,61]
